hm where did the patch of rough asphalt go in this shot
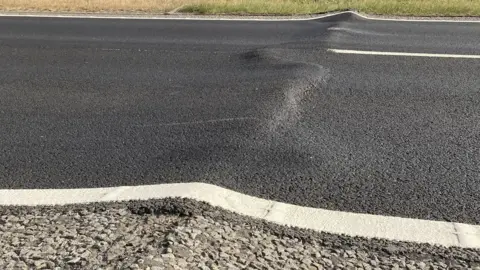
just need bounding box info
[1,198,479,269]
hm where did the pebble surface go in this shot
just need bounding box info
[1,198,479,269]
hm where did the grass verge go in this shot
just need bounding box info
[0,0,479,17]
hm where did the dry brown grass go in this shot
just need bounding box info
[0,0,181,13]
[1,0,479,16]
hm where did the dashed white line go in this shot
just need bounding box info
[328,48,480,59]
[1,182,479,248]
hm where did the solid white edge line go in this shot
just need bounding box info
[0,11,479,22]
[328,48,480,59]
[0,11,351,21]
[353,11,480,23]
[0,182,479,249]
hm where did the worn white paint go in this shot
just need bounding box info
[328,48,480,59]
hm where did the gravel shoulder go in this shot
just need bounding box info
[1,198,479,269]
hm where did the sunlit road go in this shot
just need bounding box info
[1,13,480,223]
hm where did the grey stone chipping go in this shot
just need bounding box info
[0,198,479,269]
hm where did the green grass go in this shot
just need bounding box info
[180,0,480,16]
[1,0,479,17]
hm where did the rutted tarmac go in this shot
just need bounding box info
[1,14,480,224]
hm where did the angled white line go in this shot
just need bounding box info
[1,182,479,249]
[328,48,480,59]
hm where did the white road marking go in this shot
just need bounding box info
[328,48,480,59]
[0,11,352,21]
[1,182,479,248]
[353,12,480,23]
[0,11,478,23]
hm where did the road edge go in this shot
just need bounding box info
[1,182,479,249]
[0,10,480,22]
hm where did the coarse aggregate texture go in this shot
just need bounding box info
[1,14,480,224]
[1,198,480,269]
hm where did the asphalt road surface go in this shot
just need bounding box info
[1,13,479,224]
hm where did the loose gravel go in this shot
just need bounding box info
[1,198,479,269]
